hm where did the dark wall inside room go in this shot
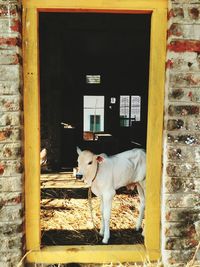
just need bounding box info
[39,12,151,170]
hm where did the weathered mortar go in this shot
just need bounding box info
[162,0,200,265]
[0,0,23,266]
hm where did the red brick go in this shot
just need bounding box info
[170,73,200,87]
[0,176,22,192]
[0,53,21,65]
[165,222,196,238]
[10,18,20,32]
[166,237,198,250]
[0,4,18,17]
[168,40,200,52]
[165,208,200,223]
[0,204,23,222]
[168,105,200,116]
[0,129,12,141]
[0,163,4,175]
[0,127,21,142]
[168,24,183,37]
[189,7,200,20]
[168,8,184,20]
[166,162,200,177]
[0,37,21,47]
[0,193,22,206]
[166,59,174,69]
[167,146,200,162]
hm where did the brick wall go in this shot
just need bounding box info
[1,0,200,266]
[0,0,23,266]
[162,0,200,265]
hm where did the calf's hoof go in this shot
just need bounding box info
[135,226,143,233]
[102,237,109,244]
[142,228,145,236]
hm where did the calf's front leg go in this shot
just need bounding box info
[101,191,115,244]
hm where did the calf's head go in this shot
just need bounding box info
[76,147,103,186]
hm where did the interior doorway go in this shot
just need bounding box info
[39,12,150,171]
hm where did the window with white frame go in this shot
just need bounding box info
[120,95,141,127]
[83,96,104,140]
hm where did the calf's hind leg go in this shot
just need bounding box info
[135,182,145,231]
[99,197,104,237]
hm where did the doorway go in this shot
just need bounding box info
[39,11,150,246]
[24,0,167,260]
[39,12,151,171]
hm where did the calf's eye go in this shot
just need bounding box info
[88,161,93,165]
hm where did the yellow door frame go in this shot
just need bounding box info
[23,0,167,263]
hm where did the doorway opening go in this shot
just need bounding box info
[39,12,150,246]
[83,95,105,138]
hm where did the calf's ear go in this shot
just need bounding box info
[96,155,104,163]
[76,147,82,155]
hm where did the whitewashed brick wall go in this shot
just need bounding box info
[0,1,23,266]
[162,0,200,265]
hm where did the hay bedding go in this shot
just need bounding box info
[41,174,144,246]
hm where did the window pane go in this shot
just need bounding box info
[90,115,101,132]
[120,118,129,127]
[120,96,130,118]
[83,96,104,135]
[131,96,141,121]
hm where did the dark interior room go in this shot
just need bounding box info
[39,12,151,170]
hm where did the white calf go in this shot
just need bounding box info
[76,147,146,244]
